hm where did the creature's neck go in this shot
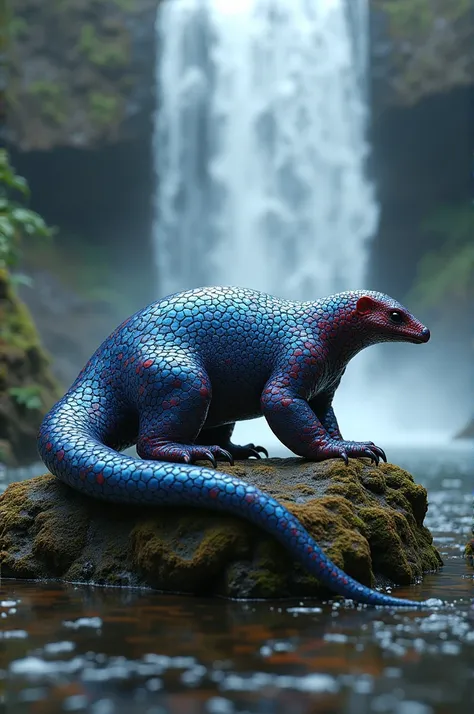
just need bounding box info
[300,297,373,369]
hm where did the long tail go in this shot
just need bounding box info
[38,417,428,608]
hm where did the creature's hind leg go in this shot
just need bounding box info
[135,356,233,467]
[196,423,269,459]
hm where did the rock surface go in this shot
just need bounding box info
[0,269,60,466]
[0,458,442,599]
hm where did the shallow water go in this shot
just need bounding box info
[1,444,473,714]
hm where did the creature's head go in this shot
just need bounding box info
[351,291,430,346]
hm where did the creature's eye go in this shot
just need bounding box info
[389,310,404,324]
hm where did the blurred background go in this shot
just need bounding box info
[1,0,473,468]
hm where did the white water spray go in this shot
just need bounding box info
[153,0,405,451]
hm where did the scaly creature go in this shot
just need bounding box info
[39,287,432,607]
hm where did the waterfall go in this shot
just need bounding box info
[153,0,383,450]
[153,0,378,300]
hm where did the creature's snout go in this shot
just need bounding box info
[420,326,430,343]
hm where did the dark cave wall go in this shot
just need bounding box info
[367,86,473,305]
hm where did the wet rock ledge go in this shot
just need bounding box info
[0,458,442,599]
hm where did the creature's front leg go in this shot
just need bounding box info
[262,374,386,465]
[309,397,344,441]
[309,395,386,461]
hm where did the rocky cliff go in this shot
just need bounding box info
[371,0,473,110]
[7,0,158,151]
[7,1,473,151]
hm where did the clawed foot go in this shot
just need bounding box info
[137,439,234,468]
[314,440,387,466]
[224,442,269,460]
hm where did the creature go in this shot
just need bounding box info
[39,287,431,607]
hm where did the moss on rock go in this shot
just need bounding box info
[0,269,60,465]
[465,538,474,566]
[0,458,442,599]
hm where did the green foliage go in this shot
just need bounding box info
[8,385,43,411]
[0,150,54,272]
[409,203,474,310]
[381,0,432,37]
[378,0,471,38]
[79,23,129,69]
[0,278,42,350]
[9,16,28,39]
[112,0,137,10]
[88,92,120,126]
[28,81,66,124]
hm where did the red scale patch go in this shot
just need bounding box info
[96,472,105,486]
[143,359,154,368]
[45,442,52,452]
[56,450,65,462]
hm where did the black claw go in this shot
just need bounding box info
[194,449,217,468]
[248,448,262,459]
[364,448,379,465]
[220,449,234,466]
[340,451,349,466]
[255,445,269,458]
[182,453,191,464]
[373,446,387,463]
[207,451,217,468]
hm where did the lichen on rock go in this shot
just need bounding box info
[0,458,442,599]
[0,269,60,466]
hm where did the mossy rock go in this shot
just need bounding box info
[465,538,474,566]
[0,458,442,599]
[0,269,61,465]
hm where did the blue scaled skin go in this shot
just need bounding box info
[38,286,431,607]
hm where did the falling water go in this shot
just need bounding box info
[153,0,378,300]
[153,0,441,449]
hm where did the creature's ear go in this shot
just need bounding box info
[356,296,378,315]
